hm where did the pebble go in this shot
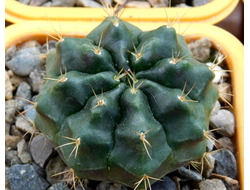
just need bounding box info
[206,130,215,151]
[7,164,50,190]
[187,37,211,62]
[23,103,37,122]
[148,0,169,7]
[15,114,34,135]
[19,0,31,4]
[15,82,32,110]
[217,82,233,103]
[46,155,68,184]
[212,149,237,179]
[177,166,202,181]
[18,40,42,50]
[198,179,226,190]
[6,47,41,76]
[47,181,71,190]
[17,139,32,164]
[10,71,28,89]
[5,99,16,123]
[210,173,240,190]
[151,175,177,190]
[209,109,235,137]
[30,134,55,168]
[217,136,235,153]
[125,1,151,8]
[29,0,49,6]
[76,0,103,7]
[51,0,77,7]
[206,63,227,84]
[192,0,212,7]
[5,121,11,135]
[96,181,128,190]
[210,100,221,116]
[5,150,22,167]
[5,45,17,61]
[5,70,14,100]
[5,135,22,150]
[29,69,45,93]
[202,153,215,178]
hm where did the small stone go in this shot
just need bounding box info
[217,82,233,103]
[5,99,16,123]
[206,63,228,84]
[198,179,226,190]
[29,0,49,6]
[15,114,34,135]
[5,45,17,61]
[29,69,45,93]
[10,72,28,89]
[192,0,212,7]
[209,109,235,137]
[41,1,52,6]
[18,40,41,50]
[31,162,47,179]
[125,1,151,8]
[7,164,50,190]
[148,0,169,7]
[212,149,237,179]
[6,47,41,76]
[76,0,103,7]
[151,176,177,190]
[5,121,11,135]
[175,3,191,7]
[202,153,215,178]
[46,155,68,184]
[19,0,31,4]
[210,100,221,116]
[30,134,55,168]
[15,82,32,110]
[5,135,21,150]
[5,150,22,167]
[47,181,70,190]
[187,37,211,62]
[17,139,32,164]
[210,173,240,190]
[177,166,202,181]
[181,182,192,190]
[5,70,14,100]
[206,131,215,152]
[217,136,235,153]
[23,104,37,122]
[51,0,77,7]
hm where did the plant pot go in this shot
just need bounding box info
[5,0,239,24]
[5,20,244,189]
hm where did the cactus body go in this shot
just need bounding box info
[35,17,219,188]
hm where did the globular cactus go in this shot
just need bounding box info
[34,11,219,189]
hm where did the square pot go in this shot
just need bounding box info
[5,20,244,189]
[5,0,239,24]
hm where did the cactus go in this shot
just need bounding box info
[34,11,219,189]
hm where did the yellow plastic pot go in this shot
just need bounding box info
[5,21,244,189]
[5,0,239,24]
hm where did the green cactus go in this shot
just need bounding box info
[34,12,219,189]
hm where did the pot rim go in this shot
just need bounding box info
[5,0,239,24]
[5,20,244,189]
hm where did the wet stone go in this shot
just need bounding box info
[7,164,50,190]
[212,149,237,179]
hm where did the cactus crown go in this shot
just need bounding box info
[34,8,219,189]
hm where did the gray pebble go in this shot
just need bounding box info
[151,176,177,190]
[17,139,32,164]
[177,166,202,181]
[5,99,16,123]
[212,149,237,179]
[40,40,57,54]
[30,134,55,168]
[217,136,235,153]
[6,47,41,76]
[29,69,45,93]
[7,164,50,190]
[206,131,215,152]
[18,40,41,50]
[187,37,211,62]
[15,114,34,135]
[23,103,37,121]
[202,153,215,178]
[15,82,32,110]
[210,109,235,137]
[5,121,11,135]
[192,0,212,7]
[29,0,49,6]
[31,162,47,179]
[210,100,221,116]
[47,181,71,190]
[76,0,103,7]
[5,150,22,167]
[198,179,226,190]
[5,45,17,61]
[19,0,31,4]
[51,0,77,6]
[46,155,68,184]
